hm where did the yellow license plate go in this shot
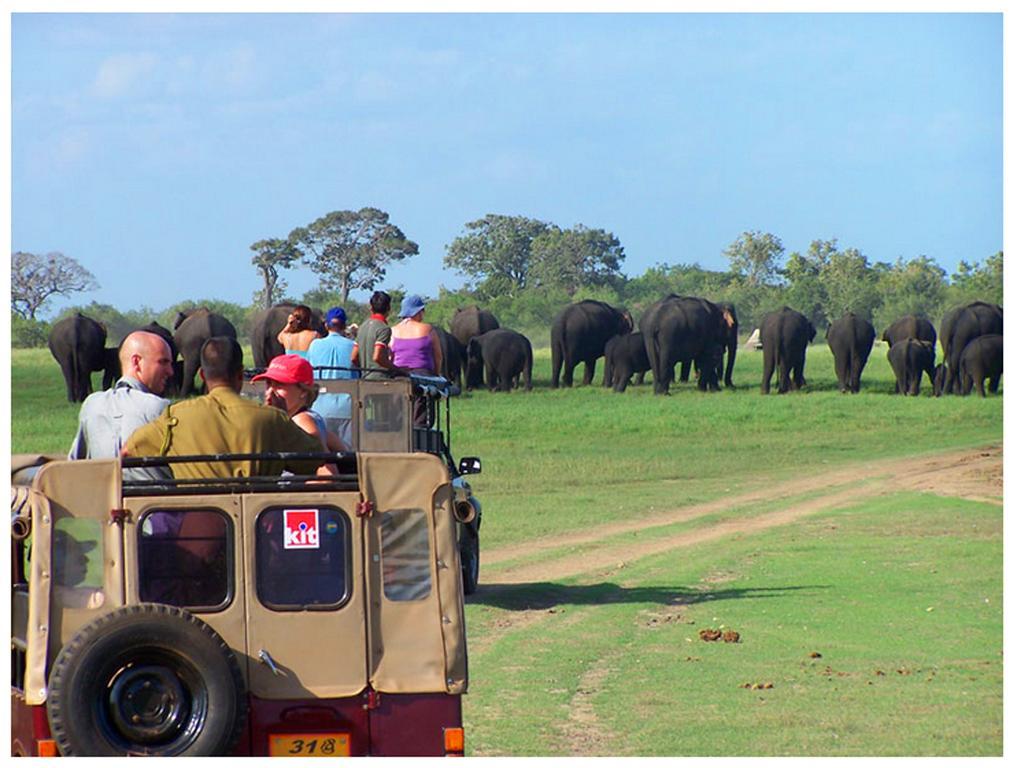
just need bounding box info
[269,733,350,757]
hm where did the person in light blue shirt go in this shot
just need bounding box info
[306,307,358,447]
[69,331,175,481]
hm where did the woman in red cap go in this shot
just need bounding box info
[252,355,345,451]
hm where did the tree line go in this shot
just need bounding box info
[11,208,1003,349]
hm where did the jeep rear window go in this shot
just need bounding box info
[380,509,432,601]
[256,506,351,611]
[139,510,232,610]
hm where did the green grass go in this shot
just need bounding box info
[9,341,1003,755]
[464,494,1002,755]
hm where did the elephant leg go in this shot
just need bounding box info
[974,369,987,397]
[849,354,864,393]
[792,353,807,391]
[562,355,575,387]
[499,369,513,393]
[582,359,596,386]
[777,352,792,393]
[551,345,563,389]
[486,362,498,392]
[761,348,775,394]
[76,363,94,402]
[989,373,1001,394]
[180,355,200,398]
[834,354,849,393]
[679,360,691,383]
[635,370,646,386]
[57,359,76,402]
[613,364,631,393]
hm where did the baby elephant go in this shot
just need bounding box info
[603,332,651,393]
[958,334,1002,397]
[887,338,936,396]
[466,329,533,392]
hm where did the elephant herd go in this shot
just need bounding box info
[48,308,239,403]
[47,298,1002,405]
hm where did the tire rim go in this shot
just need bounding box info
[98,652,208,754]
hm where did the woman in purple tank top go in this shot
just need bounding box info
[391,294,443,426]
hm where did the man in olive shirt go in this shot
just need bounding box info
[124,337,334,479]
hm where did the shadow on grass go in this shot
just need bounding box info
[469,581,829,610]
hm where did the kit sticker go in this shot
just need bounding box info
[283,509,320,550]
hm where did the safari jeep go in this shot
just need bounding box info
[10,374,480,756]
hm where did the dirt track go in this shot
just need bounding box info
[479,443,1003,587]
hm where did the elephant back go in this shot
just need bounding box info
[882,315,935,348]
[760,307,815,350]
[450,306,500,347]
[49,313,107,366]
[173,309,238,357]
[551,300,631,354]
[828,313,875,349]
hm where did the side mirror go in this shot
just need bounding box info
[458,456,482,475]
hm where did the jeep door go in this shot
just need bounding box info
[240,489,369,755]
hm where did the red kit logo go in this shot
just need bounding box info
[283,509,320,550]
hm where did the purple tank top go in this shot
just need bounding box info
[391,334,435,371]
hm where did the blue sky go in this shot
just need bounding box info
[10,12,1004,316]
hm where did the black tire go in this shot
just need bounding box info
[460,526,480,596]
[47,603,246,756]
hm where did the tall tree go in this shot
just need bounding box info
[782,239,837,328]
[250,238,300,309]
[724,231,785,288]
[819,247,881,321]
[290,208,419,304]
[873,255,948,332]
[444,214,549,298]
[529,225,625,295]
[11,251,99,320]
[950,251,1003,307]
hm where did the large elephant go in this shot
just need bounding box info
[678,301,739,388]
[826,313,875,393]
[48,313,110,403]
[881,315,936,348]
[450,306,500,348]
[249,304,326,369]
[550,300,632,388]
[887,338,936,396]
[173,309,239,397]
[465,329,533,392]
[759,307,816,394]
[433,326,466,391]
[958,334,1002,397]
[639,295,728,395]
[603,332,651,393]
[939,301,1003,395]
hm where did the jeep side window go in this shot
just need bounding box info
[255,506,352,611]
[139,510,231,610]
[52,518,106,611]
[380,509,431,601]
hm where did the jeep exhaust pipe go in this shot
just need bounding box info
[454,497,479,524]
[11,515,31,541]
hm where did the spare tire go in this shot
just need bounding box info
[47,603,245,756]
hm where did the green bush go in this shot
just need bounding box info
[11,315,50,348]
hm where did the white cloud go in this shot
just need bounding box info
[92,52,159,100]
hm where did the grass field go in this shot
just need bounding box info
[9,340,1004,755]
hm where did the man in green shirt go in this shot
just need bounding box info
[354,291,408,380]
[124,337,335,480]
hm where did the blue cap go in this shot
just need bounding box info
[399,294,426,318]
[325,307,346,326]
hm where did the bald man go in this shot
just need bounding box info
[69,330,175,469]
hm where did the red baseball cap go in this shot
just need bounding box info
[251,354,314,385]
